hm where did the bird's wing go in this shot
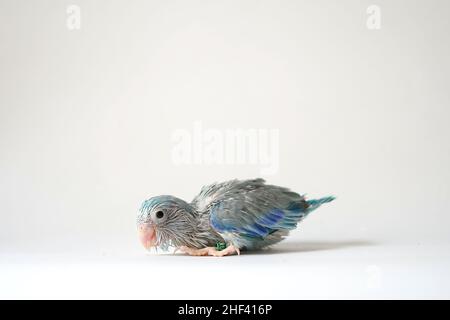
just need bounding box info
[191,179,255,213]
[206,179,310,238]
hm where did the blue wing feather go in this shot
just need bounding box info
[210,198,309,239]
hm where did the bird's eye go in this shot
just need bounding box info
[155,211,164,219]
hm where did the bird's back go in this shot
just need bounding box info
[192,178,267,213]
[192,178,307,212]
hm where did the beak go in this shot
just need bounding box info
[138,223,157,249]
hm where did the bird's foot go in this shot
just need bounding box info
[178,245,240,257]
[212,244,240,257]
[178,246,216,256]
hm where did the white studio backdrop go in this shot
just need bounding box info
[0,0,449,299]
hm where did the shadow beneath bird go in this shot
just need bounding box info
[246,240,376,255]
[159,240,376,257]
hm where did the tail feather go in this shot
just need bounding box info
[306,196,335,212]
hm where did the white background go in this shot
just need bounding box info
[1,0,449,299]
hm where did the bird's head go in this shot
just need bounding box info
[137,195,197,251]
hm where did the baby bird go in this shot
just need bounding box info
[137,178,334,256]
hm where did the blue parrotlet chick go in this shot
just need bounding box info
[137,178,334,256]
